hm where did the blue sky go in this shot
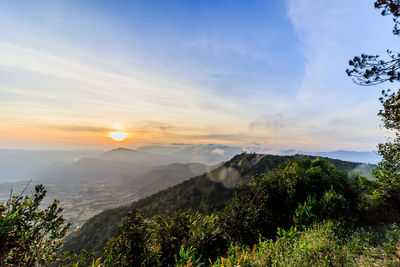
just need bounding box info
[0,0,397,150]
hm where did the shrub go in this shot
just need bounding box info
[100,211,227,266]
[0,184,71,266]
[103,209,157,266]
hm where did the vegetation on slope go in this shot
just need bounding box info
[60,157,399,266]
[212,222,400,266]
[62,154,374,255]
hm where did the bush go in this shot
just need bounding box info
[104,209,158,266]
[186,213,228,261]
[100,211,227,266]
[0,184,71,266]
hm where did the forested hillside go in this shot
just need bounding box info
[63,153,375,255]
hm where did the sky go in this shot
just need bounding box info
[0,0,397,151]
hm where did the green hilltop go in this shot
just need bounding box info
[62,153,375,255]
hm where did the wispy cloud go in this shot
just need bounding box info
[45,124,113,133]
[0,1,392,150]
[211,148,225,155]
[249,113,295,131]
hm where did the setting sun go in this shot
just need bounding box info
[109,131,128,141]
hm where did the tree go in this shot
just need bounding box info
[0,184,71,266]
[347,1,400,86]
[104,209,157,267]
[346,1,400,220]
[222,158,360,246]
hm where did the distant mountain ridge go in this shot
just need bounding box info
[280,149,381,164]
[97,147,162,162]
[30,146,235,187]
[0,149,98,183]
[31,157,151,187]
[0,146,380,184]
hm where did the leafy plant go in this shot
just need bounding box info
[293,195,318,227]
[104,209,157,267]
[174,246,202,267]
[0,184,71,266]
[276,226,299,240]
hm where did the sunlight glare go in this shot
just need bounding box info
[109,131,128,141]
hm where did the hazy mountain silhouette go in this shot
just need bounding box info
[280,149,381,164]
[0,149,97,183]
[31,157,150,188]
[136,144,243,165]
[0,146,380,184]
[97,147,165,163]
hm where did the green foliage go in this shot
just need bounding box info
[370,91,400,221]
[222,158,360,245]
[276,226,299,240]
[97,211,228,266]
[174,246,202,267]
[104,209,157,266]
[292,195,318,227]
[62,206,130,255]
[320,188,352,220]
[186,213,227,261]
[212,222,400,267]
[63,155,394,266]
[152,212,227,266]
[154,212,193,266]
[58,250,98,267]
[0,184,71,266]
[355,174,379,192]
[63,171,233,256]
[374,89,400,213]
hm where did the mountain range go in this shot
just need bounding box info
[0,145,380,184]
[0,145,379,231]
